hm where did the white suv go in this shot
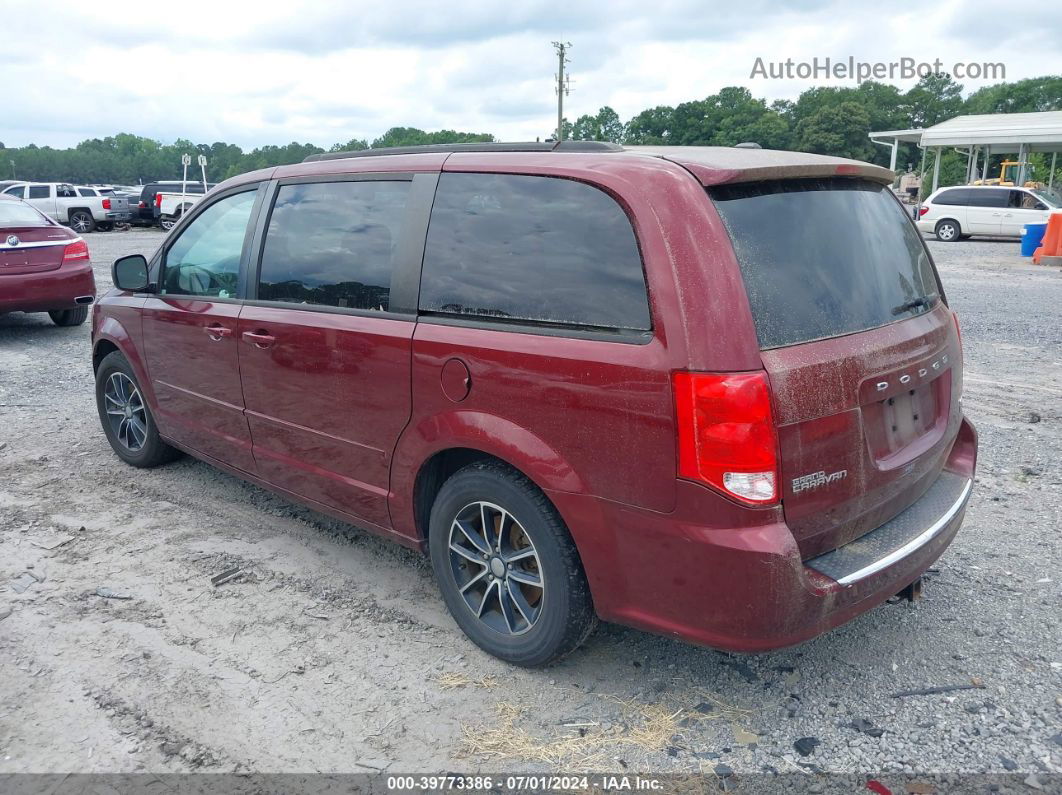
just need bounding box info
[916,185,1060,242]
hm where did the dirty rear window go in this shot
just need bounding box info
[710,178,940,350]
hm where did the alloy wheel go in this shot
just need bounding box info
[447,501,544,635]
[103,372,148,452]
[71,213,90,232]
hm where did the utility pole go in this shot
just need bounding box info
[552,41,572,141]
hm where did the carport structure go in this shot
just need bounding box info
[870,111,1062,193]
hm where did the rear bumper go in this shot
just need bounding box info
[0,261,97,314]
[915,219,936,233]
[551,415,978,653]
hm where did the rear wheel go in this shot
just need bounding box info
[48,306,89,326]
[935,219,961,242]
[69,210,95,234]
[95,351,182,468]
[428,462,596,667]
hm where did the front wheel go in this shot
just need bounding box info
[935,219,961,242]
[49,306,89,326]
[428,462,596,667]
[69,210,95,234]
[95,351,182,468]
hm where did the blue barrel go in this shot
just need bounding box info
[1021,223,1048,256]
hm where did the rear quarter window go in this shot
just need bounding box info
[711,178,941,350]
[419,173,651,331]
[934,188,970,205]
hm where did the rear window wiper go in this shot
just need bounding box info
[892,293,939,315]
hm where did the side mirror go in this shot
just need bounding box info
[112,254,151,292]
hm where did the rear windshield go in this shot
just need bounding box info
[710,178,940,350]
[0,202,49,226]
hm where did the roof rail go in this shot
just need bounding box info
[303,140,623,163]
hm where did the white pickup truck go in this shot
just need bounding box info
[156,183,214,231]
[0,182,131,232]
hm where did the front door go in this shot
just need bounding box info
[1000,190,1052,237]
[141,188,260,472]
[237,177,423,529]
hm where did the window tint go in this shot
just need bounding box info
[968,189,1008,208]
[28,185,50,199]
[77,188,96,197]
[162,190,256,298]
[420,173,650,331]
[711,178,940,350]
[257,181,411,311]
[3,186,25,198]
[934,188,969,206]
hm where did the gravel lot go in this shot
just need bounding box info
[1,227,1060,783]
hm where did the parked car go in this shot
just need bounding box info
[75,186,132,230]
[917,184,1059,241]
[157,188,213,231]
[134,181,214,227]
[1,182,115,233]
[0,194,95,325]
[91,142,977,666]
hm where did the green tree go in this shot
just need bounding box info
[964,75,1062,114]
[795,101,873,160]
[623,105,674,144]
[571,106,624,143]
[904,73,964,128]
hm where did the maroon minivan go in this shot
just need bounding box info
[91,142,977,666]
[1,194,96,326]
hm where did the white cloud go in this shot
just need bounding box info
[1,0,1056,149]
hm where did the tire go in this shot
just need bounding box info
[159,216,176,232]
[96,222,113,232]
[95,351,182,468]
[69,210,95,234]
[48,306,89,326]
[935,219,961,242]
[428,461,596,667]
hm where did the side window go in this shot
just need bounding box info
[257,180,411,311]
[969,189,1008,208]
[4,186,25,198]
[162,190,256,298]
[935,189,967,206]
[419,173,651,331]
[1010,190,1042,210]
[56,185,76,198]
[27,185,50,199]
[77,188,96,198]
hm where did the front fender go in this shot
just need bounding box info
[388,409,588,540]
[92,306,155,408]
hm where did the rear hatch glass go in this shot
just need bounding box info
[709,178,961,559]
[710,178,940,350]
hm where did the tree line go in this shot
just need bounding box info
[1,74,1058,190]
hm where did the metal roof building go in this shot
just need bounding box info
[870,111,1062,192]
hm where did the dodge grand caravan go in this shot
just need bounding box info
[91,142,977,666]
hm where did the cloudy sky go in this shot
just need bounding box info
[3,0,1056,149]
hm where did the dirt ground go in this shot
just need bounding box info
[1,228,1060,779]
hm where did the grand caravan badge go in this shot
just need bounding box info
[792,469,848,494]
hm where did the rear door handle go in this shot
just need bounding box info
[242,330,276,348]
[204,324,232,340]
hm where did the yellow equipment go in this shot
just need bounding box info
[971,160,1044,189]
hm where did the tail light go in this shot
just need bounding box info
[918,206,930,217]
[102,198,111,210]
[673,371,779,505]
[138,201,146,208]
[62,239,90,263]
[155,193,163,207]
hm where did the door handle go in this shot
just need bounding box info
[204,324,232,340]
[242,330,276,348]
